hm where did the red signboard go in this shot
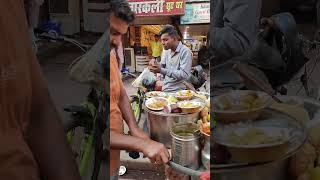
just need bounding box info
[128,0,185,17]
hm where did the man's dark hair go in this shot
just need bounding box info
[111,0,135,23]
[159,25,179,38]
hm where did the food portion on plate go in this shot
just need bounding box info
[178,101,201,108]
[177,100,203,114]
[194,92,209,101]
[226,128,283,145]
[213,124,292,163]
[215,91,264,111]
[146,91,167,98]
[145,90,208,114]
[212,90,272,123]
[175,90,195,100]
[215,125,290,147]
[167,95,178,104]
[145,97,169,111]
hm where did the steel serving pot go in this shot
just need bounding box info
[145,107,201,148]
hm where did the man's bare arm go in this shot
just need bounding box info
[110,131,144,151]
[110,131,169,164]
[26,56,81,180]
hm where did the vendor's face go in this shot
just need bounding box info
[110,14,129,49]
[161,33,176,50]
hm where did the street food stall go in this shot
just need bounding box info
[211,90,320,180]
[142,89,210,175]
[123,0,211,178]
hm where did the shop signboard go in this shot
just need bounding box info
[180,2,210,24]
[128,0,185,17]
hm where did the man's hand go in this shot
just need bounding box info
[140,140,170,164]
[149,59,157,66]
[148,59,161,74]
[260,17,276,29]
[149,64,161,74]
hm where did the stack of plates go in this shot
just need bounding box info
[135,55,149,72]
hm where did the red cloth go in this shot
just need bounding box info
[200,172,210,180]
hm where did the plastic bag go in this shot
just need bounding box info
[132,68,156,89]
[68,30,107,91]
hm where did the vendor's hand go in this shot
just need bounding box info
[149,64,161,74]
[260,17,276,29]
[130,127,149,140]
[140,140,170,164]
[149,59,157,66]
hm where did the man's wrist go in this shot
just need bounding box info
[135,138,147,152]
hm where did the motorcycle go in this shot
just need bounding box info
[212,12,309,96]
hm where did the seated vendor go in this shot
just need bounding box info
[149,25,193,92]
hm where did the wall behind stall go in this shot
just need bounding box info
[140,26,157,56]
[129,26,158,56]
[129,26,136,47]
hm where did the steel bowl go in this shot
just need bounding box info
[213,158,290,180]
[212,107,308,180]
[145,107,200,148]
[177,101,204,114]
[212,90,273,124]
[175,90,196,101]
[214,126,291,164]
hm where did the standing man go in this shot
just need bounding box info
[109,1,170,179]
[150,34,163,63]
[0,0,81,179]
[149,25,193,92]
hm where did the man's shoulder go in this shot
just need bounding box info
[180,44,192,54]
[110,53,118,66]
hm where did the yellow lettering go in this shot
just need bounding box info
[166,2,175,12]
[176,1,183,9]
